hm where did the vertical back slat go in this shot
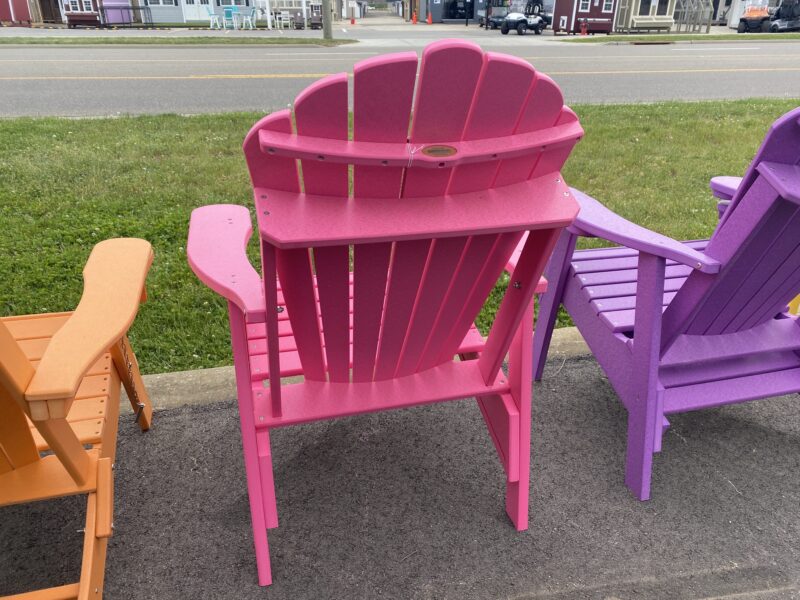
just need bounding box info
[373,240,431,381]
[448,53,536,195]
[353,53,418,199]
[493,74,567,188]
[416,234,499,372]
[478,228,561,383]
[403,40,484,199]
[243,110,300,192]
[395,236,469,377]
[436,231,525,366]
[314,245,351,382]
[708,203,800,334]
[293,73,349,197]
[275,248,326,381]
[529,107,581,181]
[352,242,393,382]
[741,251,800,330]
[661,176,783,349]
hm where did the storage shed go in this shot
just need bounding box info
[552,0,617,33]
[614,0,676,30]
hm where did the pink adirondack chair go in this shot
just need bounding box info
[187,39,583,585]
[532,107,800,502]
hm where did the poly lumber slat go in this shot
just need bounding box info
[494,74,568,188]
[314,245,351,382]
[2,312,71,341]
[26,239,152,407]
[275,248,326,381]
[449,53,536,195]
[0,452,98,507]
[569,240,708,263]
[353,52,418,199]
[187,204,265,322]
[663,366,800,414]
[591,291,677,314]
[31,417,104,453]
[575,264,693,288]
[256,175,578,250]
[259,121,583,171]
[403,40,484,199]
[253,360,510,428]
[352,242,392,382]
[294,73,349,197]
[416,234,499,372]
[243,110,300,192]
[660,351,800,390]
[395,237,469,378]
[373,240,431,381]
[582,276,688,301]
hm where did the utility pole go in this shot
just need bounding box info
[321,0,333,38]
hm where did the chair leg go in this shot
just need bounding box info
[78,493,109,600]
[229,302,273,586]
[532,230,577,381]
[505,299,534,531]
[111,336,153,432]
[624,253,665,502]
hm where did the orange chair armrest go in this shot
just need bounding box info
[25,239,153,418]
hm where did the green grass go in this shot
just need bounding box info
[0,36,353,46]
[1,99,797,373]
[563,32,800,43]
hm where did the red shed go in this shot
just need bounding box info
[0,0,32,23]
[552,0,617,33]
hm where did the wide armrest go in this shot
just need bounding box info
[26,239,153,416]
[570,188,721,274]
[709,176,742,201]
[187,204,265,322]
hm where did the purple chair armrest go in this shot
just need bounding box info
[709,176,742,201]
[187,204,265,322]
[570,188,721,274]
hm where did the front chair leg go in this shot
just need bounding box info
[624,253,665,501]
[533,230,577,381]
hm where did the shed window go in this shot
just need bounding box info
[602,0,612,11]
[656,0,668,14]
[68,0,79,9]
[578,0,590,10]
[82,0,92,9]
[638,0,649,14]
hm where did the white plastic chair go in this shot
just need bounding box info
[241,6,256,28]
[206,5,221,28]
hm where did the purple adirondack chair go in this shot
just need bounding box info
[532,107,800,502]
[187,40,583,585]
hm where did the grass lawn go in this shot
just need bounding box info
[563,32,800,43]
[1,99,797,374]
[0,36,353,46]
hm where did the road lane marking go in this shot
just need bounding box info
[2,66,800,80]
[0,73,334,80]
[670,46,761,50]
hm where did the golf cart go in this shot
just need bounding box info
[501,0,547,33]
[769,0,800,30]
[736,0,771,30]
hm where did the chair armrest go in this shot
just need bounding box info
[187,204,265,322]
[26,238,153,418]
[570,188,721,274]
[709,176,742,201]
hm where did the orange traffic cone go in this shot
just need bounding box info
[412,10,417,23]
[426,11,432,23]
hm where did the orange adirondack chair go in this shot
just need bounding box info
[188,40,583,585]
[0,238,154,600]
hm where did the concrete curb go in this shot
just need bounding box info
[137,326,589,411]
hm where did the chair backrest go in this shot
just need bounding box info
[243,40,582,385]
[0,322,40,475]
[223,6,234,17]
[205,5,214,15]
[661,107,800,350]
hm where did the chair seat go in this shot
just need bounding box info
[243,274,490,381]
[1,312,117,453]
[569,240,709,334]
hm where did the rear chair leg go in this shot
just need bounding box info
[229,302,274,586]
[533,231,577,381]
[111,335,153,432]
[506,300,534,531]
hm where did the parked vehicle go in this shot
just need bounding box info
[483,5,508,28]
[736,0,771,31]
[768,0,800,30]
[501,11,546,33]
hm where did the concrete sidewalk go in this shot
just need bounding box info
[2,331,800,599]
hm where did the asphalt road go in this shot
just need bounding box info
[0,31,799,116]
